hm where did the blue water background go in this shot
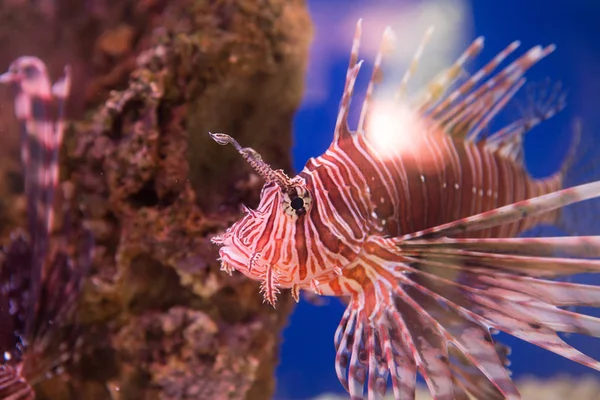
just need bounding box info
[275,1,600,399]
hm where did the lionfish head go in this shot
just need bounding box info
[209,133,313,306]
[0,56,50,89]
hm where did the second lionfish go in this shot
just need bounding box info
[0,58,93,399]
[211,19,600,399]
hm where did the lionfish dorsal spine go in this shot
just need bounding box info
[333,19,363,144]
[397,26,435,102]
[357,26,396,134]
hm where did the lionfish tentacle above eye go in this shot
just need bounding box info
[0,57,92,397]
[209,132,296,191]
[210,18,600,400]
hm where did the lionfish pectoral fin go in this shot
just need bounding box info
[399,180,600,241]
[334,238,521,400]
[335,295,399,400]
[0,365,34,400]
[393,233,600,367]
[369,191,600,397]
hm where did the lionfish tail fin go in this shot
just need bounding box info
[556,119,600,235]
[0,366,34,400]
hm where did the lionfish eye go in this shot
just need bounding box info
[290,197,304,211]
[283,186,312,218]
[22,65,38,78]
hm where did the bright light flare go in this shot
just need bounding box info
[301,0,473,106]
[366,99,448,175]
[366,100,424,160]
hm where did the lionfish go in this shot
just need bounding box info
[0,57,92,399]
[211,20,600,399]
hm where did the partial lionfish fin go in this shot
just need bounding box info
[447,342,512,400]
[333,236,521,399]
[23,195,94,383]
[394,239,600,368]
[428,40,520,120]
[0,234,32,364]
[0,56,73,331]
[357,26,396,134]
[427,43,556,142]
[0,365,34,400]
[337,22,560,165]
[0,57,88,385]
[333,20,364,144]
[399,180,600,241]
[413,34,483,112]
[335,295,417,400]
[336,222,600,399]
[259,265,281,306]
[555,119,600,236]
[396,26,435,101]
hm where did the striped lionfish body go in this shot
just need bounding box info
[0,58,93,399]
[211,20,600,400]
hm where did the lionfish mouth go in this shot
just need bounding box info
[211,233,259,278]
[212,234,238,275]
[212,233,284,307]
